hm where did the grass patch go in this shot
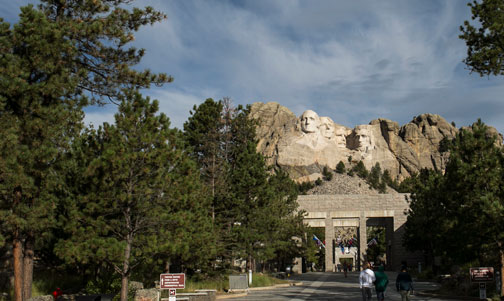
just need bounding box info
[250,273,288,288]
[163,273,287,295]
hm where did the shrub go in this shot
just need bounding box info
[336,161,346,174]
[322,166,333,181]
[353,161,368,179]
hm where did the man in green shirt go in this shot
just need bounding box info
[374,265,389,301]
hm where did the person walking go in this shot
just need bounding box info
[359,262,376,301]
[396,266,414,301]
[374,266,389,301]
[343,262,348,278]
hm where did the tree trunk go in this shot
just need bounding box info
[13,233,23,301]
[120,237,131,301]
[500,250,504,297]
[23,234,34,300]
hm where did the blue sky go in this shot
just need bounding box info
[3,0,504,133]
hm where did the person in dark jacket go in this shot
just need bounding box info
[396,267,414,301]
[374,266,389,300]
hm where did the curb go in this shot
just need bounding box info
[216,282,303,299]
[216,292,248,299]
[248,281,303,291]
[416,291,493,300]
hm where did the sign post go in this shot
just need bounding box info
[160,273,185,301]
[479,283,486,299]
[470,267,494,300]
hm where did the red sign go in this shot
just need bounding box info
[160,273,185,289]
[470,267,494,282]
[169,289,176,296]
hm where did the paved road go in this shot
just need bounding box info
[224,272,456,300]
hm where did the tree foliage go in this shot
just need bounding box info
[56,92,211,301]
[335,161,346,174]
[0,1,171,299]
[460,0,504,76]
[183,99,306,272]
[322,166,333,181]
[405,120,504,278]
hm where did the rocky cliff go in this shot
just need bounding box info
[250,102,501,182]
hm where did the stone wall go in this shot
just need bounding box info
[297,194,422,271]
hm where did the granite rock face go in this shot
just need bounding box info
[249,102,499,182]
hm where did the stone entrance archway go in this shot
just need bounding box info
[295,194,422,272]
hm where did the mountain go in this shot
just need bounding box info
[250,102,502,183]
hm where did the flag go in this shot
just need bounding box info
[312,234,325,248]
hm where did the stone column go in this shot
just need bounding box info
[325,213,334,272]
[358,212,367,270]
[292,237,303,274]
[386,217,394,270]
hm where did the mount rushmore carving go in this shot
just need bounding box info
[249,102,502,183]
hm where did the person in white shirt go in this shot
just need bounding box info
[359,262,376,301]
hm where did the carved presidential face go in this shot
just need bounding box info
[354,126,373,152]
[334,126,348,147]
[319,117,335,139]
[301,110,320,133]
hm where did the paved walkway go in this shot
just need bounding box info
[221,271,458,300]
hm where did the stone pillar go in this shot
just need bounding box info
[386,217,394,270]
[358,212,367,270]
[325,213,334,272]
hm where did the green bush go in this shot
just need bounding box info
[322,166,333,181]
[297,181,314,194]
[335,161,346,174]
[353,161,368,179]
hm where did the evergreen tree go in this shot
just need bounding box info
[442,120,504,271]
[397,173,419,193]
[378,179,387,194]
[0,7,84,299]
[183,99,228,222]
[336,161,346,174]
[460,0,504,77]
[322,166,333,181]
[55,92,210,301]
[353,161,369,179]
[403,169,447,269]
[382,169,399,191]
[297,181,315,194]
[405,120,504,293]
[184,101,305,273]
[368,163,382,190]
[0,1,171,299]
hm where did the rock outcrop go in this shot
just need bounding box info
[250,102,502,182]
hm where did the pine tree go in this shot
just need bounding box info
[368,163,382,190]
[403,169,446,270]
[353,161,369,179]
[442,120,504,270]
[0,2,171,299]
[184,101,305,273]
[336,161,346,174]
[322,166,333,181]
[460,0,504,77]
[55,92,210,301]
[183,99,227,221]
[382,169,399,191]
[405,120,504,288]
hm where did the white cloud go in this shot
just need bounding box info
[84,110,115,129]
[5,0,504,133]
